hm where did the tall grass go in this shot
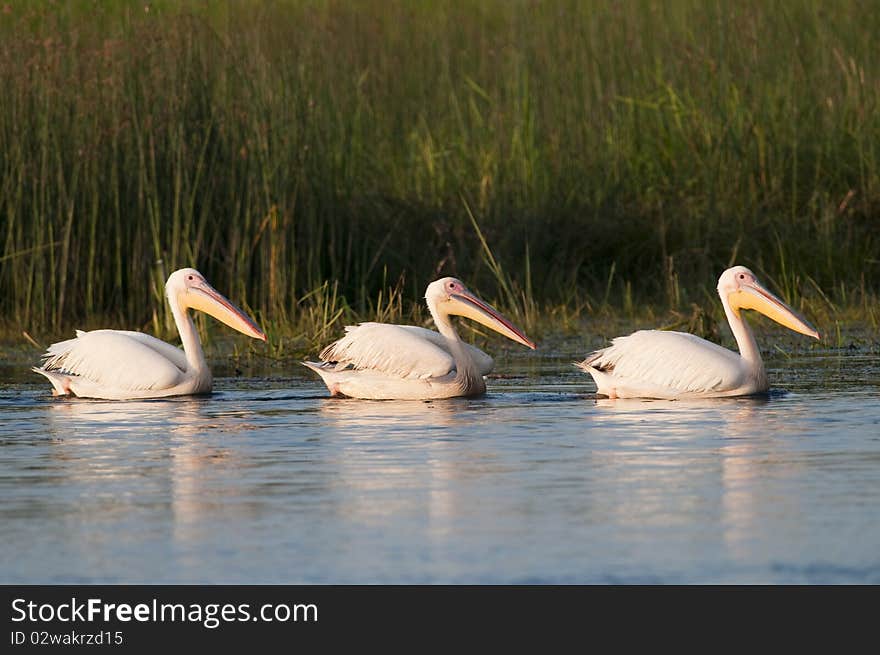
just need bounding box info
[0,0,878,342]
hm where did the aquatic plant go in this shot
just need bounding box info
[0,0,877,344]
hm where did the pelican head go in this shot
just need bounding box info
[426,277,536,349]
[718,266,820,340]
[166,268,267,341]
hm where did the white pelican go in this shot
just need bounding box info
[577,265,820,399]
[33,268,267,400]
[303,277,536,400]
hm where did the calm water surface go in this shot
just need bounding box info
[1,342,879,583]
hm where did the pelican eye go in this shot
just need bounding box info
[739,274,745,280]
[188,275,194,281]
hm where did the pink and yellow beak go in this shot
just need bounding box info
[729,282,820,340]
[447,289,536,350]
[185,282,267,342]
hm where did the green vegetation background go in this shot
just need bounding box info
[1,0,877,352]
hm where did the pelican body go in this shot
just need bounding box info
[577,266,820,399]
[304,277,536,400]
[33,268,267,399]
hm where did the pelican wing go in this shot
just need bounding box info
[395,325,494,375]
[72,329,189,370]
[579,330,745,395]
[39,330,187,391]
[319,322,493,380]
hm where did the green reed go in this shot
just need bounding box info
[0,0,877,346]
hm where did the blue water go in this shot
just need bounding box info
[1,346,879,583]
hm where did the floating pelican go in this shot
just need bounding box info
[303,277,536,400]
[577,265,820,399]
[33,268,266,400]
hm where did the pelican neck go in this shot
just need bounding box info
[719,290,763,371]
[168,291,208,373]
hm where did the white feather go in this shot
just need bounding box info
[318,322,494,379]
[577,330,750,398]
[39,330,187,392]
[68,329,189,371]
